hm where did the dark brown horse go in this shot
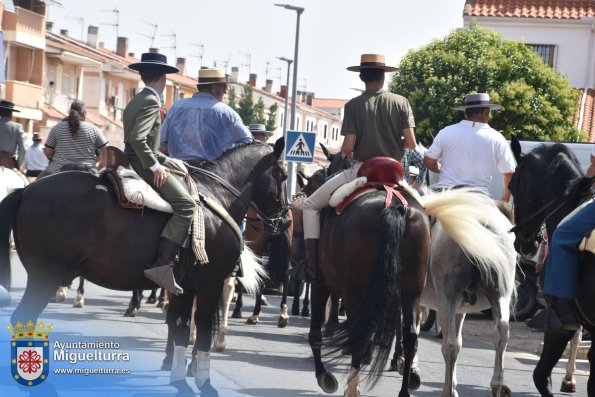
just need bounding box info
[508,136,594,396]
[0,139,288,396]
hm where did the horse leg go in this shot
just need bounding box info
[161,321,174,371]
[188,296,197,345]
[278,274,289,328]
[73,277,85,308]
[489,297,512,397]
[561,327,582,393]
[124,290,142,317]
[214,277,235,352]
[146,288,158,304]
[437,306,465,397]
[231,278,243,318]
[345,355,362,397]
[302,282,310,317]
[12,274,58,324]
[156,288,166,308]
[291,280,301,315]
[191,282,223,396]
[400,299,421,396]
[246,288,262,325]
[326,293,339,327]
[588,330,594,396]
[308,281,337,393]
[53,285,67,303]
[534,327,574,397]
[167,293,193,394]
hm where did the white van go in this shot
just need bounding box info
[427,140,594,199]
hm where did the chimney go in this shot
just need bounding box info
[231,67,239,82]
[248,73,257,87]
[263,79,273,93]
[149,47,159,53]
[99,42,105,49]
[279,85,287,99]
[116,37,129,58]
[86,25,98,49]
[128,52,135,58]
[46,21,54,33]
[306,92,314,106]
[176,57,186,75]
[301,91,307,103]
[60,29,68,36]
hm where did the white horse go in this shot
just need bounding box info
[0,167,29,248]
[420,188,517,397]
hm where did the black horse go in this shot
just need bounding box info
[0,139,288,396]
[508,135,594,396]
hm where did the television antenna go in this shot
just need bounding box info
[139,21,158,48]
[189,43,205,68]
[100,8,119,39]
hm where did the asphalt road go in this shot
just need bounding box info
[0,250,590,397]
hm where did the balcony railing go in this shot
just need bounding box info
[4,80,42,109]
[3,7,45,49]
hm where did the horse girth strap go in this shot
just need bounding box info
[185,162,284,234]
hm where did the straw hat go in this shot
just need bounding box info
[128,52,179,74]
[347,54,398,72]
[453,93,503,111]
[197,68,228,85]
[248,124,273,138]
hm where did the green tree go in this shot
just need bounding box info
[234,85,279,135]
[237,85,256,124]
[265,103,278,132]
[227,86,238,112]
[388,25,583,144]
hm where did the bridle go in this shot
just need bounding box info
[186,162,289,235]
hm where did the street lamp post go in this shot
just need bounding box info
[276,56,293,139]
[275,3,304,198]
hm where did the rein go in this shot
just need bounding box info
[185,163,287,235]
[508,196,567,235]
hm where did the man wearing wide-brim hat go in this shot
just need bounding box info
[22,133,49,178]
[0,100,25,170]
[160,68,251,163]
[123,52,197,296]
[248,124,273,143]
[302,53,418,283]
[423,92,516,202]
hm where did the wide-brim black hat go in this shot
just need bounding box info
[453,93,503,111]
[0,100,20,112]
[129,52,179,74]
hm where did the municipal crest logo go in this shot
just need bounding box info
[8,320,52,386]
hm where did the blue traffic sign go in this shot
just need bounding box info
[285,130,316,163]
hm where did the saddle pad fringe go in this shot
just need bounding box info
[329,177,367,208]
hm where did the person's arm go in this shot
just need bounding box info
[341,134,356,158]
[500,172,514,203]
[402,127,416,151]
[423,155,440,173]
[409,148,428,188]
[97,145,108,170]
[43,147,55,161]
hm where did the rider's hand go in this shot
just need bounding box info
[153,165,168,187]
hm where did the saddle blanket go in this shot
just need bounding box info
[116,166,173,213]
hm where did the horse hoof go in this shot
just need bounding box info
[123,307,137,317]
[291,306,300,316]
[213,327,227,352]
[560,379,576,393]
[341,347,351,356]
[231,310,242,319]
[317,371,338,394]
[246,315,258,325]
[186,356,196,377]
[260,296,269,306]
[199,379,219,397]
[156,300,164,308]
[73,299,84,308]
[170,379,194,396]
[146,298,157,304]
[277,316,288,328]
[301,308,310,317]
[161,356,173,371]
[408,367,421,390]
[491,384,512,397]
[388,357,399,372]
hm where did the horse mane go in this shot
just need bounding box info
[197,142,270,171]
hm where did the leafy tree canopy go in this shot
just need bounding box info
[388,25,583,144]
[230,84,278,137]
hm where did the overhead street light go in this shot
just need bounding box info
[276,56,293,140]
[274,3,305,198]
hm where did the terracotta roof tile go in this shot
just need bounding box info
[464,0,595,19]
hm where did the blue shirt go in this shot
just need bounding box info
[161,92,252,161]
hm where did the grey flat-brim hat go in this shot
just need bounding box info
[453,93,503,111]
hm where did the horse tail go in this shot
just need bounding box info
[0,188,24,290]
[423,188,516,295]
[238,245,268,295]
[266,228,291,286]
[326,200,404,386]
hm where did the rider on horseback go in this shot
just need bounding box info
[124,53,197,296]
[0,100,25,170]
[302,53,417,283]
[544,146,595,331]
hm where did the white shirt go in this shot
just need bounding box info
[426,120,516,194]
[22,142,49,171]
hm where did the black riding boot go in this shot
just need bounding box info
[144,238,184,296]
[551,297,581,331]
[305,238,321,283]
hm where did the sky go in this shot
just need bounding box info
[47,0,468,100]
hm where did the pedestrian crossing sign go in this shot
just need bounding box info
[285,130,316,163]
